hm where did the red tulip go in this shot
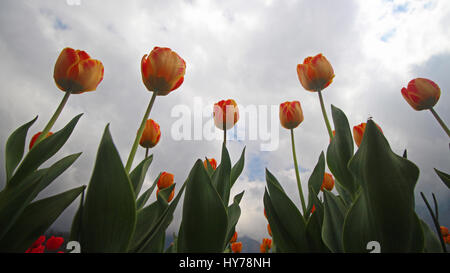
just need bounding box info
[231,242,242,253]
[279,101,304,129]
[401,78,440,111]
[46,236,64,251]
[139,119,161,148]
[157,172,174,189]
[213,99,239,130]
[297,53,335,91]
[203,158,217,170]
[29,132,53,150]
[353,122,383,147]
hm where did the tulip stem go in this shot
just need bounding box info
[145,148,149,159]
[317,90,334,140]
[125,92,157,173]
[290,128,307,217]
[429,108,450,138]
[33,92,71,148]
[223,124,227,147]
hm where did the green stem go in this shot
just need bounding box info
[420,192,447,253]
[145,148,149,159]
[223,123,227,147]
[429,108,450,138]
[125,92,157,173]
[318,90,333,140]
[290,128,307,217]
[33,92,71,148]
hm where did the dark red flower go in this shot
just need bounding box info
[46,236,64,251]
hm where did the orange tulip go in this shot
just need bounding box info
[279,101,304,129]
[213,99,239,130]
[139,119,161,148]
[267,224,272,237]
[141,47,186,96]
[401,78,440,111]
[311,204,316,214]
[264,208,267,219]
[231,242,242,253]
[54,47,104,94]
[297,53,335,92]
[321,172,335,191]
[203,158,217,170]
[441,226,449,237]
[29,132,53,150]
[156,187,175,202]
[353,122,383,147]
[157,172,174,189]
[260,238,272,253]
[230,232,238,243]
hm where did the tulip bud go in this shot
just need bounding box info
[279,101,304,129]
[441,226,449,237]
[157,172,174,189]
[29,132,53,150]
[231,242,242,253]
[267,224,272,237]
[321,172,335,191]
[203,158,217,170]
[353,122,383,147]
[156,187,175,202]
[311,204,316,214]
[46,236,64,251]
[260,238,272,253]
[213,99,239,130]
[230,232,238,243]
[297,53,335,91]
[139,119,161,148]
[401,78,440,111]
[54,47,104,94]
[141,47,186,96]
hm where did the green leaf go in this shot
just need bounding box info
[129,155,153,197]
[306,152,325,216]
[4,116,37,182]
[343,120,424,252]
[421,220,443,253]
[264,169,308,252]
[326,105,358,198]
[81,124,136,253]
[136,173,160,210]
[434,168,450,189]
[211,143,232,206]
[0,153,81,240]
[0,186,84,252]
[225,191,245,248]
[305,206,329,253]
[178,159,228,253]
[8,114,82,187]
[322,190,346,252]
[231,146,246,187]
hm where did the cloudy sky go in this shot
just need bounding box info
[0,0,449,243]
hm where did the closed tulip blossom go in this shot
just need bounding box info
[297,53,335,140]
[157,172,174,189]
[213,99,239,131]
[139,119,161,157]
[401,78,449,137]
[231,242,242,253]
[279,101,304,130]
[203,158,217,170]
[46,236,64,251]
[141,47,186,96]
[260,238,272,253]
[321,172,335,191]
[54,47,104,94]
[29,132,53,150]
[353,122,383,148]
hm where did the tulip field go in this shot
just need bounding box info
[0,46,449,254]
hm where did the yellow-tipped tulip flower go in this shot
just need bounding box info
[353,122,383,147]
[401,78,440,111]
[139,119,161,148]
[321,172,335,191]
[279,101,304,129]
[54,47,104,94]
[297,53,335,92]
[213,99,239,130]
[141,47,186,96]
[203,158,217,170]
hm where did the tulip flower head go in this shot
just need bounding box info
[54,47,104,94]
[401,78,441,111]
[141,47,186,96]
[267,224,272,237]
[156,187,175,202]
[230,232,238,243]
[157,172,174,189]
[297,53,335,92]
[279,101,304,129]
[203,158,217,170]
[353,122,383,148]
[321,172,335,191]
[231,242,242,253]
[46,236,64,251]
[29,132,53,150]
[311,204,316,214]
[139,119,161,148]
[213,99,239,130]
